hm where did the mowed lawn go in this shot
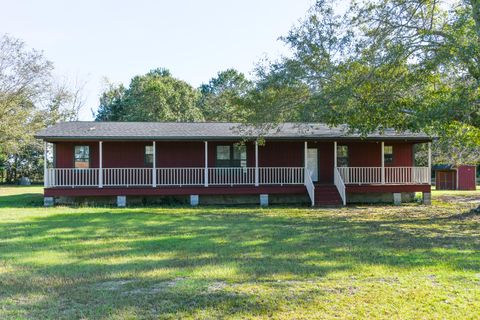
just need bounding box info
[0,186,479,319]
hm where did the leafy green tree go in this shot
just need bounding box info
[94,81,126,121]
[198,69,252,121]
[0,34,82,183]
[245,0,480,143]
[95,69,203,122]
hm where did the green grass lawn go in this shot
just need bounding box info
[0,186,479,319]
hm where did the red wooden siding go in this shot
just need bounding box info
[435,170,456,190]
[44,185,307,197]
[457,165,476,190]
[335,142,414,167]
[55,141,99,168]
[435,166,476,191]
[157,141,204,167]
[258,141,303,167]
[346,184,430,193]
[53,140,416,171]
[103,141,150,168]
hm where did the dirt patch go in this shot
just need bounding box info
[96,280,135,291]
[122,277,186,296]
[206,281,228,293]
[437,195,480,204]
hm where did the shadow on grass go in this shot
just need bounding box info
[0,192,479,318]
[0,193,45,208]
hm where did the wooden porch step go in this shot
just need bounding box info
[313,184,343,206]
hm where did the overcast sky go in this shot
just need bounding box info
[0,0,314,120]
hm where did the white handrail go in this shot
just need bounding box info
[304,169,315,207]
[337,167,430,185]
[334,168,346,206]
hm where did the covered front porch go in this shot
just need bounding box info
[43,139,431,206]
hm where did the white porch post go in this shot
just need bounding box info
[428,142,432,185]
[43,141,48,187]
[381,141,385,184]
[204,141,208,187]
[304,141,308,180]
[152,141,157,187]
[333,141,337,170]
[99,141,103,188]
[255,140,259,186]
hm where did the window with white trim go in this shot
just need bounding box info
[145,145,154,166]
[216,144,247,167]
[384,145,393,164]
[74,145,90,168]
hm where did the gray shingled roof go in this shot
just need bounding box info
[35,121,431,141]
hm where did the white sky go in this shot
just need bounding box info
[0,0,315,119]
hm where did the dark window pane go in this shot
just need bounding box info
[74,146,90,168]
[216,146,231,160]
[384,146,393,164]
[145,145,154,166]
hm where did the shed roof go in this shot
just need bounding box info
[35,121,432,142]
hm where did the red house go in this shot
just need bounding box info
[35,122,432,207]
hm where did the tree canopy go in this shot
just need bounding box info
[197,69,252,121]
[95,69,203,122]
[96,68,253,123]
[243,0,480,141]
[0,34,82,182]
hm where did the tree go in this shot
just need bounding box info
[246,0,480,142]
[95,81,126,121]
[198,69,252,121]
[0,34,82,183]
[95,69,203,122]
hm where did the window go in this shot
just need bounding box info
[74,145,90,168]
[145,145,154,166]
[216,145,231,167]
[384,145,393,164]
[233,144,247,168]
[216,144,247,167]
[337,145,348,167]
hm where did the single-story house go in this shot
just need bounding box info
[35,122,432,207]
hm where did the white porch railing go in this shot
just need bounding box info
[334,168,346,205]
[104,168,152,187]
[45,167,306,188]
[45,168,100,187]
[208,167,256,185]
[337,167,430,185]
[260,167,304,185]
[304,169,315,207]
[157,168,204,186]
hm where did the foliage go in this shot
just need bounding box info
[95,68,203,122]
[198,69,253,121]
[93,81,126,121]
[244,0,480,144]
[433,122,480,165]
[0,186,479,318]
[0,34,82,183]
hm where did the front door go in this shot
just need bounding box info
[307,148,318,182]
